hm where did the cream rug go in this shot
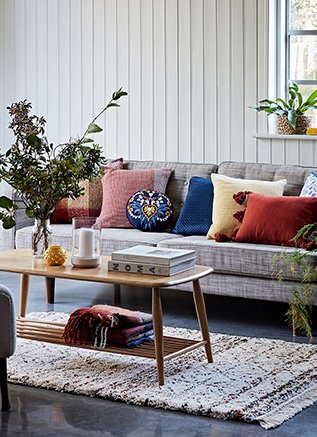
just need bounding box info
[7,312,317,430]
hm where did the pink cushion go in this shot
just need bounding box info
[97,168,172,228]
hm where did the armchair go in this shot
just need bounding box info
[0,285,15,411]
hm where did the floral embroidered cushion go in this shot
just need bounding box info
[127,190,173,232]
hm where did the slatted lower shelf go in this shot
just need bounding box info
[16,317,206,361]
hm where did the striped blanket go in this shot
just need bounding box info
[63,305,153,348]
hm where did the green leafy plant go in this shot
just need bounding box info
[272,223,317,339]
[286,285,314,338]
[0,88,127,229]
[253,82,317,128]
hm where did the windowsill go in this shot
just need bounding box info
[253,133,317,141]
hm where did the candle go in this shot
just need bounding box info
[78,228,95,258]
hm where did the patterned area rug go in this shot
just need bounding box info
[8,312,317,430]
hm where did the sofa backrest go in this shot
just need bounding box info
[124,160,218,220]
[124,160,315,219]
[218,161,315,196]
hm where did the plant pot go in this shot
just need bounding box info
[277,115,311,135]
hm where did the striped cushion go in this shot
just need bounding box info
[51,158,123,224]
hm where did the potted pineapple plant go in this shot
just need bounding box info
[253,82,317,134]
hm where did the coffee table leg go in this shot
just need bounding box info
[45,277,55,304]
[152,287,164,385]
[192,279,213,363]
[20,274,30,317]
[113,284,121,306]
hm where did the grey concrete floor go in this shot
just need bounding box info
[1,272,317,437]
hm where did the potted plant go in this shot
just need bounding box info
[272,223,317,338]
[0,88,127,256]
[253,82,317,134]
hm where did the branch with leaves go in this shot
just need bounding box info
[0,88,128,229]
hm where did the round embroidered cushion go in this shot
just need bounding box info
[126,190,173,232]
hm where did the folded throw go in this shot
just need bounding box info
[95,322,154,348]
[63,305,153,347]
[93,304,153,325]
[125,333,154,348]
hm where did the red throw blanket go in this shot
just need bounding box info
[63,305,153,346]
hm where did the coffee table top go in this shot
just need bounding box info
[0,249,213,288]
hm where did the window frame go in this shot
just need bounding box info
[285,0,317,90]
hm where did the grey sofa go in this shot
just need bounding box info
[0,285,16,411]
[12,160,317,305]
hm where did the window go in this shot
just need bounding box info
[286,0,317,124]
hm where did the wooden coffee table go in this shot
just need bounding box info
[0,249,213,385]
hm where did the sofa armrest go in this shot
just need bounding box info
[0,285,16,358]
[0,182,14,250]
[0,183,33,250]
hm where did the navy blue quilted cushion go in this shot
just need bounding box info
[127,190,174,232]
[172,176,214,236]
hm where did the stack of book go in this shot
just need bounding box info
[108,245,196,276]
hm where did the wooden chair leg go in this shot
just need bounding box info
[45,277,55,304]
[0,358,10,411]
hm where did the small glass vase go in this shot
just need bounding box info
[32,219,52,258]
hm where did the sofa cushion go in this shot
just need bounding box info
[207,174,286,239]
[157,236,316,281]
[127,190,174,232]
[218,161,314,197]
[96,168,172,228]
[300,173,317,197]
[172,176,214,236]
[234,193,317,246]
[51,158,124,224]
[15,225,183,255]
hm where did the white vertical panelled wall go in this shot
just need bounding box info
[1,0,316,165]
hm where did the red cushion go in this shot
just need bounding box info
[234,193,317,246]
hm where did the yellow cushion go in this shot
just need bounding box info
[207,174,287,239]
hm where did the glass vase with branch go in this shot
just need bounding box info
[0,88,127,256]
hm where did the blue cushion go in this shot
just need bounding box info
[126,190,174,232]
[172,176,214,236]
